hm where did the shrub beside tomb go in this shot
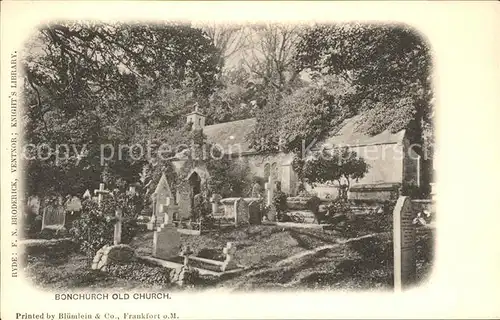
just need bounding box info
[106,261,172,286]
[273,185,288,222]
[70,200,139,256]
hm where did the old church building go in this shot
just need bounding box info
[171,106,421,202]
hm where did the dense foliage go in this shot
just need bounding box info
[106,262,172,286]
[248,24,433,161]
[272,190,288,221]
[22,22,221,197]
[70,199,139,256]
[294,23,432,139]
[249,76,354,153]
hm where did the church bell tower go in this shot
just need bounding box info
[186,103,206,131]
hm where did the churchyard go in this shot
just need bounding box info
[20,22,435,292]
[21,172,435,291]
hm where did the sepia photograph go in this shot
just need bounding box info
[19,20,435,292]
[2,1,500,319]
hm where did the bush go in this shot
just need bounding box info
[107,261,171,286]
[400,183,430,199]
[305,196,321,212]
[181,267,202,287]
[369,201,395,232]
[37,227,69,240]
[326,198,352,217]
[273,190,288,221]
[70,200,139,256]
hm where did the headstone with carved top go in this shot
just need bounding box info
[248,200,262,225]
[151,173,173,223]
[234,198,249,226]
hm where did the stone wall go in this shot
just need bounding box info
[234,153,297,195]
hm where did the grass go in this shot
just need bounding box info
[131,224,343,267]
[23,224,434,291]
[23,253,168,290]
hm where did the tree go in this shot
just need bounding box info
[248,75,354,153]
[243,24,304,94]
[292,147,369,199]
[294,23,433,188]
[21,22,221,197]
[202,24,250,74]
[295,23,432,141]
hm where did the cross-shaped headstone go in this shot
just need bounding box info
[264,176,274,206]
[94,183,110,207]
[180,245,193,267]
[222,242,237,271]
[209,194,222,214]
[159,203,170,225]
[162,197,178,224]
[113,208,123,245]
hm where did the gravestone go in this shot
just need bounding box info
[27,196,41,216]
[251,182,262,198]
[393,196,416,291]
[152,173,173,219]
[264,176,277,222]
[64,196,82,228]
[221,242,237,271]
[220,198,239,219]
[248,200,261,225]
[82,189,91,199]
[94,183,111,207]
[152,219,182,260]
[42,201,66,230]
[234,198,249,226]
[209,193,222,216]
[177,183,192,219]
[264,176,274,207]
[113,208,123,245]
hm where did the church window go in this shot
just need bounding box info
[271,162,279,180]
[264,163,270,179]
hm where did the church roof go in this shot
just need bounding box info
[202,115,405,155]
[316,114,406,149]
[203,118,257,154]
